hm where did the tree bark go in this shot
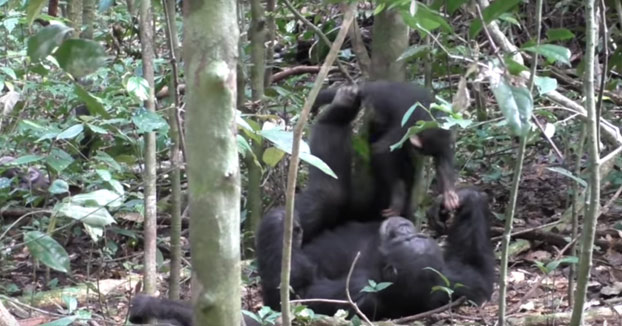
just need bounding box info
[138,0,158,296]
[183,0,241,324]
[370,9,408,81]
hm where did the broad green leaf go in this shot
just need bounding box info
[505,57,529,75]
[262,147,285,167]
[546,167,587,188]
[546,28,575,42]
[397,45,430,62]
[546,256,578,271]
[534,76,558,95]
[490,77,533,137]
[27,24,72,62]
[86,123,108,134]
[46,148,74,173]
[93,152,122,171]
[53,39,107,78]
[401,102,425,127]
[0,67,17,80]
[56,124,84,140]
[55,202,116,227]
[24,231,70,273]
[74,84,110,118]
[498,13,520,26]
[7,154,44,165]
[96,169,112,182]
[126,76,150,101]
[237,135,252,159]
[374,282,393,291]
[71,189,124,208]
[259,128,337,178]
[522,44,571,66]
[132,107,169,134]
[48,179,69,194]
[300,152,337,179]
[469,0,521,38]
[3,17,19,33]
[26,0,47,27]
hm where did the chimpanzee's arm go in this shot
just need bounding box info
[438,187,495,304]
[129,295,192,326]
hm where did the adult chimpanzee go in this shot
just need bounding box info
[313,81,459,220]
[128,294,260,326]
[256,186,495,320]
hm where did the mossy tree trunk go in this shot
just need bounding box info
[183,0,241,324]
[370,9,408,81]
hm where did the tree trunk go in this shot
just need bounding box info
[68,0,83,38]
[138,0,158,296]
[570,0,601,324]
[183,0,241,324]
[370,9,408,81]
[81,0,95,39]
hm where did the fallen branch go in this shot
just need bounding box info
[270,66,338,84]
[392,296,467,324]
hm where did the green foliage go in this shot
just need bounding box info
[243,306,280,325]
[522,44,571,66]
[24,231,71,273]
[534,256,579,275]
[489,76,533,137]
[469,0,521,37]
[361,279,393,293]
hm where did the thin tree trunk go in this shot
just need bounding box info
[162,0,183,300]
[183,0,241,324]
[264,0,276,87]
[81,0,95,39]
[246,0,268,255]
[570,0,601,324]
[138,0,158,296]
[68,0,83,38]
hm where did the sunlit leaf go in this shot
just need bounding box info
[48,179,69,194]
[27,24,72,62]
[56,124,84,140]
[489,77,533,137]
[522,44,571,66]
[7,154,44,165]
[262,147,285,167]
[534,76,558,95]
[71,189,124,208]
[53,39,107,78]
[126,76,150,101]
[55,202,116,227]
[24,231,70,273]
[447,0,468,14]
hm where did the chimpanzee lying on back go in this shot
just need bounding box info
[256,187,495,319]
[254,85,494,319]
[313,81,459,219]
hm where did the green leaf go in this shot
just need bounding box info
[505,57,529,75]
[546,167,587,188]
[40,316,79,326]
[55,202,116,227]
[469,0,521,38]
[27,24,72,62]
[259,128,337,178]
[390,120,439,151]
[0,67,17,80]
[8,154,44,165]
[48,179,69,194]
[522,44,571,66]
[490,77,533,137]
[46,148,74,173]
[546,256,578,271]
[3,17,19,33]
[126,76,150,101]
[262,147,285,167]
[546,28,575,42]
[401,102,427,127]
[26,0,47,27]
[24,231,70,273]
[498,13,520,26]
[534,76,558,95]
[71,189,124,208]
[53,39,107,78]
[374,282,393,291]
[132,107,169,134]
[424,267,451,287]
[56,124,84,140]
[74,84,110,118]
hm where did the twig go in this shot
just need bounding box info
[531,116,564,162]
[596,0,609,151]
[280,0,354,83]
[392,296,467,324]
[280,4,357,325]
[345,252,374,326]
